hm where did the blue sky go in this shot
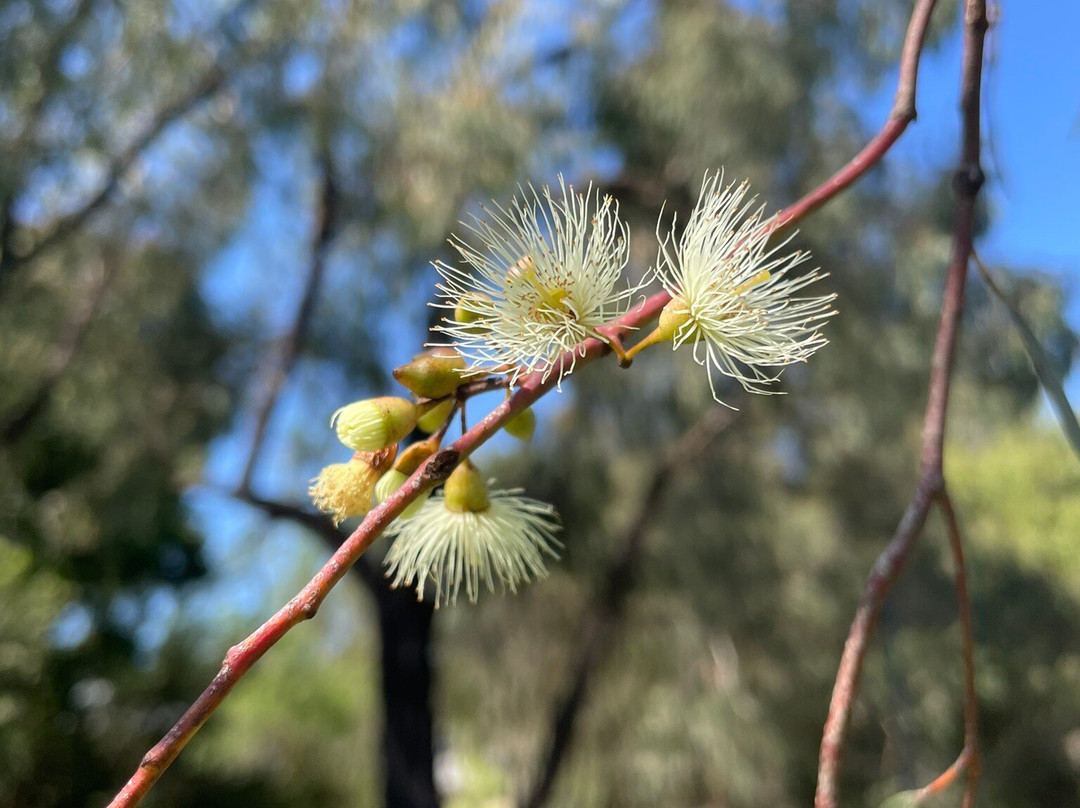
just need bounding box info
[868,3,1079,292]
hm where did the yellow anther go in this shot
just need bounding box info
[731,269,771,296]
[507,255,574,318]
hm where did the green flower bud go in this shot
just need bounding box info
[393,348,466,399]
[454,292,494,334]
[374,468,428,519]
[332,397,419,451]
[417,398,455,434]
[503,407,536,442]
[443,459,490,513]
[656,296,694,341]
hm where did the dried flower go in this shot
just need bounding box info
[309,448,397,525]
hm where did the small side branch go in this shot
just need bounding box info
[913,747,972,803]
[240,157,338,492]
[520,407,735,808]
[772,0,940,231]
[937,490,980,808]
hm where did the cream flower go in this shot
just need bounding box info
[434,177,642,386]
[652,171,835,405]
[383,460,561,606]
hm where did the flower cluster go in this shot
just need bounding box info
[311,168,835,606]
[437,170,834,403]
[311,381,559,607]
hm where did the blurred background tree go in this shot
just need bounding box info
[1,1,1077,807]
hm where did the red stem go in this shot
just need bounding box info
[814,2,988,806]
[103,3,950,798]
[939,490,980,808]
[772,0,939,232]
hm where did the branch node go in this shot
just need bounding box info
[423,449,460,483]
[889,104,917,125]
[952,164,985,197]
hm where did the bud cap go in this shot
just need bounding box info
[332,397,419,451]
[393,348,467,399]
[443,459,490,513]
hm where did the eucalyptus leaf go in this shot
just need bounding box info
[975,256,1080,463]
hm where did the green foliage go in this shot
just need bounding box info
[949,425,1080,598]
[2,1,1079,807]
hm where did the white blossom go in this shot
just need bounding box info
[654,171,835,405]
[383,489,561,607]
[434,177,642,386]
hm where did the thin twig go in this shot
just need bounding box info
[914,747,972,803]
[937,490,980,808]
[771,0,940,232]
[102,11,943,798]
[814,2,988,806]
[520,407,736,808]
[240,156,338,492]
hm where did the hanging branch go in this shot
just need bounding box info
[814,2,988,806]
[937,489,980,808]
[771,0,940,232]
[521,406,735,808]
[102,2,949,800]
[239,156,339,493]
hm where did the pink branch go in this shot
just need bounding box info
[939,490,980,808]
[814,2,988,806]
[772,0,939,231]
[103,3,950,796]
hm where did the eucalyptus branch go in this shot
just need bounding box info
[103,5,946,797]
[771,0,940,233]
[814,2,988,806]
